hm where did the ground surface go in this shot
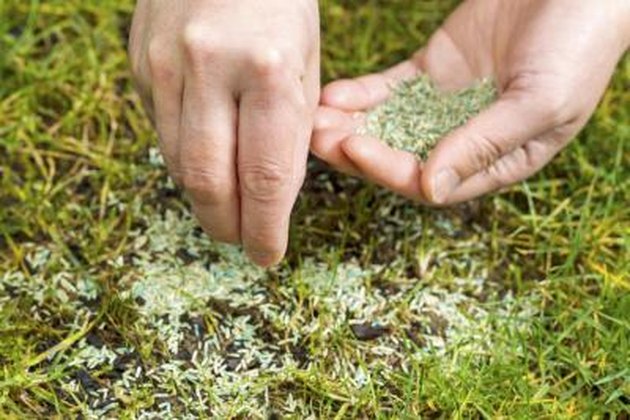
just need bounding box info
[0,1,629,418]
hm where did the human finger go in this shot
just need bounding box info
[320,59,421,111]
[341,134,425,201]
[238,58,309,267]
[421,91,567,204]
[177,74,240,243]
[311,106,362,175]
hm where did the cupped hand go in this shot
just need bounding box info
[129,0,320,266]
[313,0,629,204]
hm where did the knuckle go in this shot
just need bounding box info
[490,152,520,186]
[521,141,543,171]
[509,73,575,127]
[182,25,221,64]
[240,161,292,202]
[482,144,542,193]
[481,163,508,192]
[513,85,573,127]
[468,133,505,171]
[179,169,234,205]
[250,47,285,72]
[538,93,573,126]
[247,46,295,84]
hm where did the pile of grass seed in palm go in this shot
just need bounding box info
[361,75,497,159]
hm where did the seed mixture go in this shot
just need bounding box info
[0,174,540,417]
[361,75,497,159]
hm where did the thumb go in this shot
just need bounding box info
[421,91,564,204]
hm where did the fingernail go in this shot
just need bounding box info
[432,168,460,204]
[247,250,279,268]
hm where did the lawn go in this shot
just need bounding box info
[0,0,628,418]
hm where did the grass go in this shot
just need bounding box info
[0,0,628,418]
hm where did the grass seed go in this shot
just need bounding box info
[361,75,497,159]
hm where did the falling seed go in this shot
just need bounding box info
[360,75,497,160]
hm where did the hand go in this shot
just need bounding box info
[313,0,630,205]
[129,0,320,266]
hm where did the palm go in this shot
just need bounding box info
[313,0,624,204]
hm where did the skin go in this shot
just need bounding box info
[313,0,630,205]
[130,0,629,266]
[128,0,320,267]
